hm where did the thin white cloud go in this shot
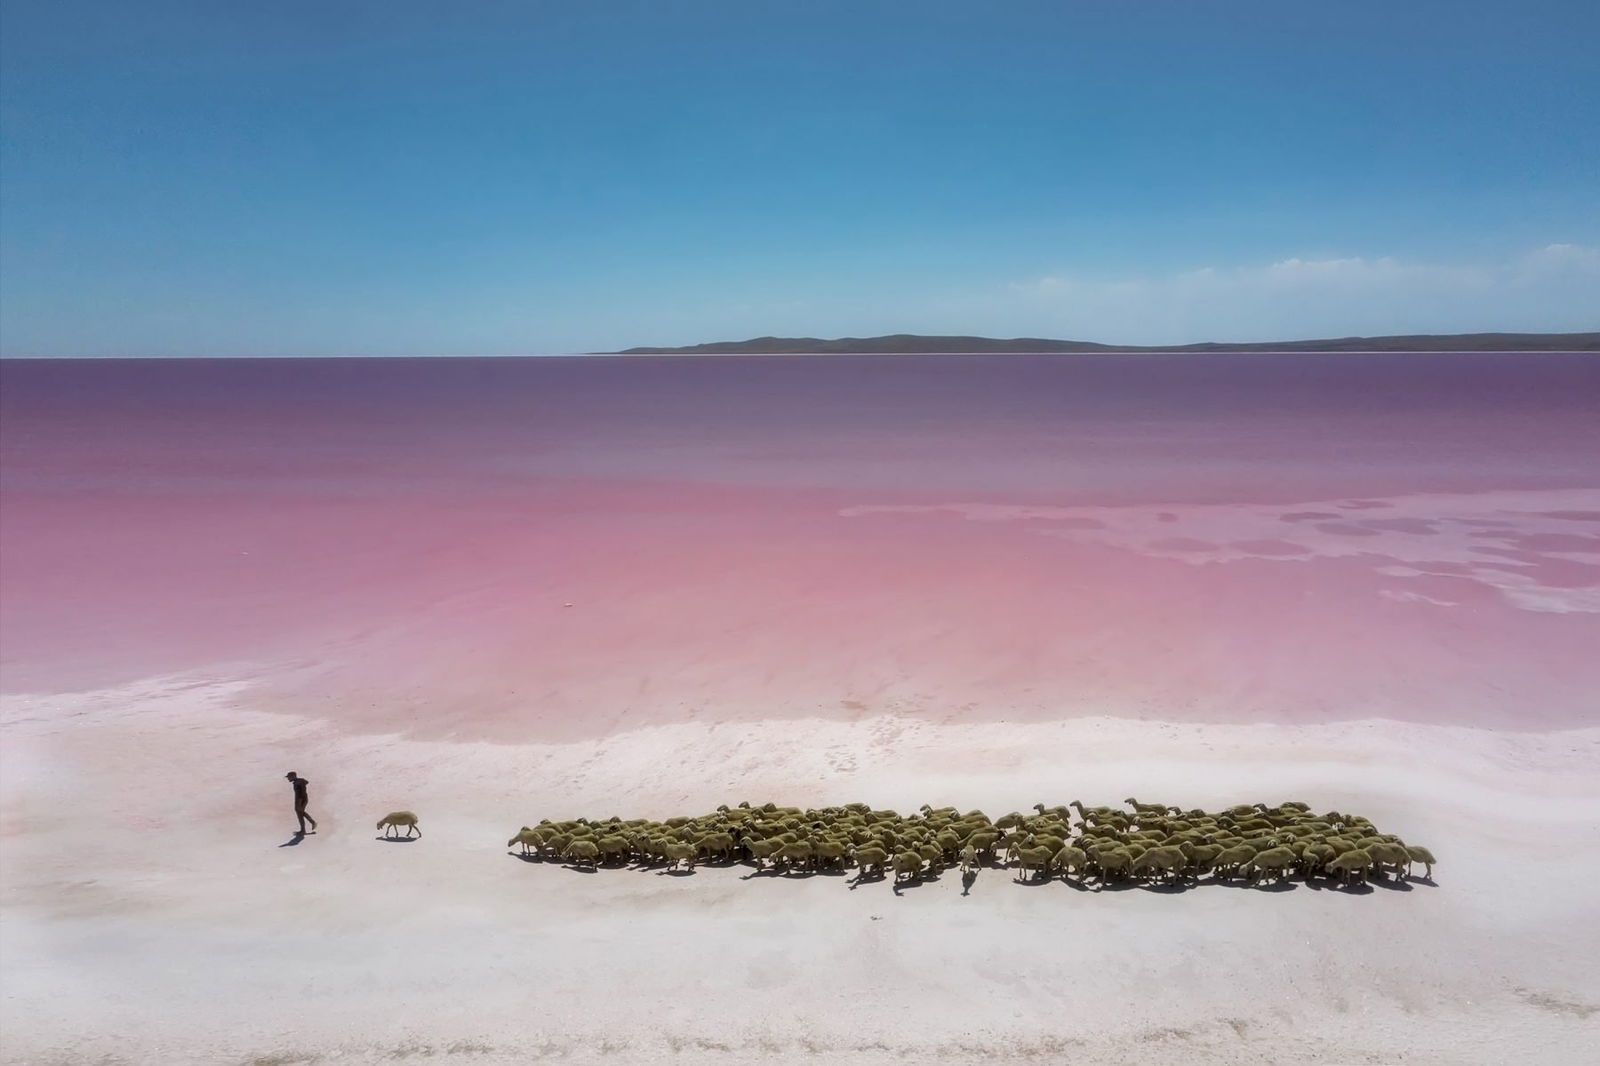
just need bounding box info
[991,245,1599,344]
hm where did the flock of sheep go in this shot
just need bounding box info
[471,798,1437,888]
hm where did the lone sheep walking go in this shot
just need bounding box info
[377,811,421,838]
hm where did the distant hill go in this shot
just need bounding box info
[602,332,1600,355]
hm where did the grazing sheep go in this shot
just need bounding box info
[1298,841,1337,877]
[1404,844,1437,879]
[496,799,1430,896]
[1325,848,1374,885]
[1053,844,1089,881]
[1362,840,1410,878]
[562,839,600,867]
[376,811,420,838]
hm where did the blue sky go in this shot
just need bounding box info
[2,0,1596,354]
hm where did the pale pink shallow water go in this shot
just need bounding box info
[2,353,1598,738]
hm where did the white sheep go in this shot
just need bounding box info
[376,811,420,838]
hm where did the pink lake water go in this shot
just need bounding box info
[2,353,1597,738]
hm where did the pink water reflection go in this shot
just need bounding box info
[3,353,1597,737]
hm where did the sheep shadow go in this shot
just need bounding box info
[1370,876,1413,892]
[654,867,696,877]
[1011,874,1054,888]
[375,835,420,843]
[1205,876,1296,892]
[559,864,599,874]
[1330,880,1376,895]
[1091,879,1139,893]
[890,876,925,896]
[1138,881,1195,894]
[1249,879,1298,893]
[847,870,886,890]
[509,851,543,863]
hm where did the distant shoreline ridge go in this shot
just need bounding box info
[601,331,1600,355]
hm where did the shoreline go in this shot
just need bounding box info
[3,674,1598,1065]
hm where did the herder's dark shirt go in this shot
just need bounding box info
[292,778,310,808]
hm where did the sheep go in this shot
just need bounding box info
[660,841,697,871]
[562,839,600,867]
[507,826,539,856]
[1211,843,1259,879]
[1124,797,1176,818]
[376,811,420,838]
[1404,844,1437,880]
[1070,800,1119,823]
[1362,840,1411,879]
[1298,841,1338,877]
[1088,842,1135,881]
[496,800,1430,895]
[693,831,736,863]
[812,838,850,869]
[1131,845,1187,883]
[934,828,964,859]
[853,845,889,878]
[1053,844,1089,881]
[595,833,632,864]
[967,829,1002,862]
[773,840,815,872]
[1244,846,1297,883]
[892,851,924,883]
[1184,842,1223,875]
[1008,845,1051,881]
[1325,848,1374,886]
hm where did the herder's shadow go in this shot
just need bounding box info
[279,831,306,848]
